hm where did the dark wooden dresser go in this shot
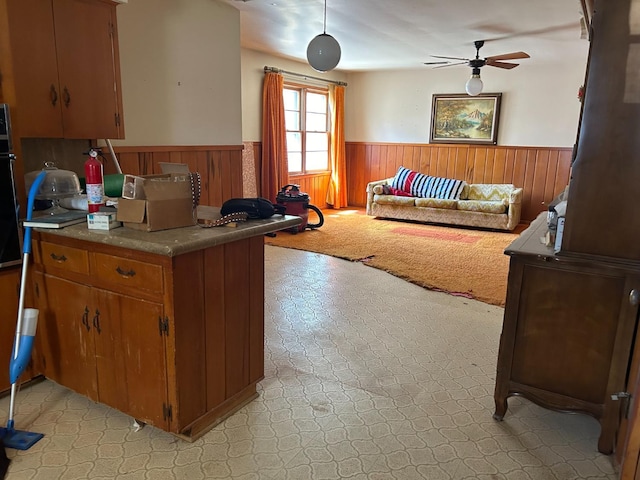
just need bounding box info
[494,0,640,467]
[493,213,640,454]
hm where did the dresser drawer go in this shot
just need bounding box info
[91,253,163,296]
[39,242,90,276]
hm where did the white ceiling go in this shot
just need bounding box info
[223,0,588,72]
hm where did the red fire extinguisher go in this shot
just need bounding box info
[84,148,105,213]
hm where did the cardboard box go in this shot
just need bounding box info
[87,212,121,230]
[117,173,195,232]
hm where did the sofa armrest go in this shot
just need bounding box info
[509,187,523,205]
[366,178,391,192]
[366,178,392,215]
[506,188,523,230]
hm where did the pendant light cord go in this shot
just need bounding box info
[323,0,327,34]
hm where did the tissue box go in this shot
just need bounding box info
[117,173,195,232]
[87,212,121,230]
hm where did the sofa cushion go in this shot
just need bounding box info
[457,200,507,214]
[391,166,466,200]
[466,184,515,203]
[374,195,417,206]
[415,197,458,209]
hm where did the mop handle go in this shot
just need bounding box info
[23,170,48,252]
[12,171,48,363]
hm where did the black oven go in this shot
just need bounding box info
[0,104,22,269]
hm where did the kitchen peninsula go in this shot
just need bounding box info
[29,210,302,440]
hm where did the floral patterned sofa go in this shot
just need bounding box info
[366,168,523,231]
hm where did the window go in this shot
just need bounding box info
[283,85,329,174]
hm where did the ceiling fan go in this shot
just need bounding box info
[424,40,530,96]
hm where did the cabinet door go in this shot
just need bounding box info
[0,268,21,392]
[53,0,124,139]
[93,289,168,429]
[7,0,64,137]
[34,272,98,400]
[496,258,640,454]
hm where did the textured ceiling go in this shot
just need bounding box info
[223,0,588,72]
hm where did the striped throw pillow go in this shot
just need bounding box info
[390,166,466,200]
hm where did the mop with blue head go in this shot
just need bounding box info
[0,169,48,452]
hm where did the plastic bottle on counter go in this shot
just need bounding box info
[84,148,105,213]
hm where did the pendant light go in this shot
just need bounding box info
[306,0,341,72]
[465,67,483,96]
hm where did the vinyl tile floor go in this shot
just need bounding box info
[1,246,617,479]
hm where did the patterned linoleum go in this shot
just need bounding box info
[1,246,616,479]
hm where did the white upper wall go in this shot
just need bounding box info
[242,47,589,147]
[113,0,242,146]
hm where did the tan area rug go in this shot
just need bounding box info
[265,209,525,306]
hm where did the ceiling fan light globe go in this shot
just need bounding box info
[465,75,483,96]
[307,33,341,72]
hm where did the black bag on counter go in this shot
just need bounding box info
[220,197,285,219]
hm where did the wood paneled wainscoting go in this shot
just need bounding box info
[346,143,573,223]
[220,142,572,223]
[108,145,244,207]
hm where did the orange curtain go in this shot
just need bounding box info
[261,72,288,202]
[326,85,348,208]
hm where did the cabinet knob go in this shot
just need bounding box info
[630,289,640,306]
[63,86,71,108]
[50,84,58,106]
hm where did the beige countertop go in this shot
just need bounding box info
[34,206,302,257]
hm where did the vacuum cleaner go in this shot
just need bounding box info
[275,184,324,233]
[0,169,47,452]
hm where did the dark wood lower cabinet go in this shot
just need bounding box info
[494,215,640,455]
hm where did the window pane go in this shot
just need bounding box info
[306,132,328,152]
[288,152,302,173]
[284,85,330,174]
[306,92,327,114]
[286,132,301,153]
[283,89,300,111]
[305,151,328,171]
[306,112,327,132]
[285,111,300,130]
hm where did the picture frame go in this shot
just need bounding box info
[430,93,502,145]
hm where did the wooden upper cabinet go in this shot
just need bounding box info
[6,0,62,137]
[6,0,124,139]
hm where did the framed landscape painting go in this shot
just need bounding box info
[430,93,502,145]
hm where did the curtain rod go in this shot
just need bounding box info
[264,66,347,87]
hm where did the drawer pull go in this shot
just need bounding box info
[63,86,71,107]
[630,289,640,306]
[116,266,136,278]
[50,84,58,106]
[50,253,67,262]
[93,310,101,334]
[82,307,90,331]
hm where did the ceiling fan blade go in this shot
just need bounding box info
[432,61,468,69]
[486,51,530,61]
[486,60,519,69]
[430,55,470,61]
[478,22,580,43]
[423,61,450,65]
